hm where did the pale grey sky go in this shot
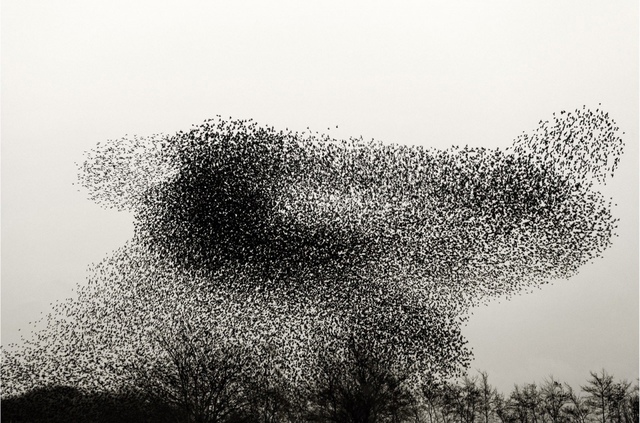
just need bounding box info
[2,0,637,393]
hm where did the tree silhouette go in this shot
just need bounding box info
[477,371,497,423]
[130,323,255,423]
[565,384,592,423]
[539,377,570,423]
[305,337,415,423]
[583,370,616,423]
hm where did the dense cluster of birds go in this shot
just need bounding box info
[2,106,624,397]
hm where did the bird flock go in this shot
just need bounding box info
[1,106,625,397]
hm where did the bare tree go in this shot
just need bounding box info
[420,376,444,423]
[582,370,615,423]
[477,371,497,423]
[241,363,300,423]
[510,384,538,423]
[563,385,590,423]
[439,383,462,423]
[132,324,253,423]
[607,380,633,423]
[306,338,415,423]
[624,383,639,423]
[539,377,569,423]
[457,375,481,423]
[494,392,517,423]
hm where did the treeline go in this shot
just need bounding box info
[2,341,638,423]
[418,370,638,423]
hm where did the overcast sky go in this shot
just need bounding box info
[2,1,637,393]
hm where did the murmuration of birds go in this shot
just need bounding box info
[1,106,625,397]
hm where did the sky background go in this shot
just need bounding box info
[2,1,638,393]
